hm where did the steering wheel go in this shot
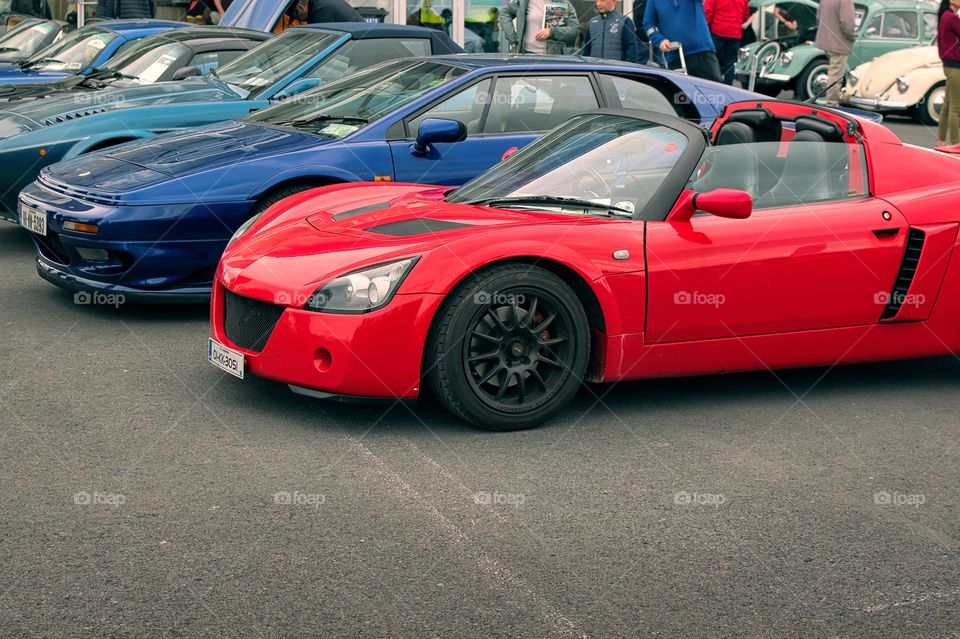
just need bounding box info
[571,168,612,200]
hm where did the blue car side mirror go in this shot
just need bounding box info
[412,118,467,156]
[274,78,322,101]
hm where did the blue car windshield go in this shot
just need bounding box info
[448,113,689,218]
[248,59,466,138]
[214,30,341,97]
[22,27,117,71]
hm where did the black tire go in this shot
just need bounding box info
[249,183,324,217]
[795,59,830,101]
[918,83,945,126]
[427,264,590,431]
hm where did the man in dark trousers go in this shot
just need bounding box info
[11,0,51,19]
[308,0,363,23]
[95,0,155,18]
[582,0,641,62]
[644,0,721,80]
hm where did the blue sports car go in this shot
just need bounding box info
[19,55,757,302]
[0,19,185,86]
[0,23,461,220]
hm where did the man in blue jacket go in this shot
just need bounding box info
[582,0,640,62]
[643,0,721,81]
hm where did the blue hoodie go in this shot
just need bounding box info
[643,0,715,62]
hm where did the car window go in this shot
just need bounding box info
[114,42,189,83]
[599,74,677,116]
[880,11,916,38]
[304,38,432,84]
[24,27,118,71]
[482,76,598,135]
[690,137,867,209]
[215,30,341,96]
[862,12,882,36]
[189,51,222,75]
[408,78,492,135]
[923,12,937,41]
[0,20,58,52]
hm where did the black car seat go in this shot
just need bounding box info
[692,121,759,195]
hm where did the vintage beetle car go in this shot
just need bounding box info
[842,44,943,124]
[737,0,937,101]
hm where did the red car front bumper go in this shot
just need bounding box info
[210,281,444,399]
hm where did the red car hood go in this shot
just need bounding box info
[220,183,575,303]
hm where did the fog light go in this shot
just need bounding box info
[780,51,793,65]
[63,221,98,234]
[74,247,109,262]
[896,76,909,93]
[314,347,332,372]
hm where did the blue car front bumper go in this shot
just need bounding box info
[20,180,254,301]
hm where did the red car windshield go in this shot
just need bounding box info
[449,113,690,217]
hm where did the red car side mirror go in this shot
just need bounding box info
[669,188,753,222]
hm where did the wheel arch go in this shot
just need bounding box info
[419,256,609,391]
[249,167,363,200]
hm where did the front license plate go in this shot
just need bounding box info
[208,338,244,379]
[20,204,47,236]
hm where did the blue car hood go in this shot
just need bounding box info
[46,121,330,191]
[0,77,244,126]
[0,64,71,85]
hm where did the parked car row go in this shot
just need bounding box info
[734,0,946,124]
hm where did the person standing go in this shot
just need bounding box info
[813,0,856,105]
[705,0,749,84]
[308,0,363,23]
[581,0,640,62]
[937,0,960,145]
[101,0,155,19]
[11,0,51,19]
[499,0,579,55]
[643,0,721,81]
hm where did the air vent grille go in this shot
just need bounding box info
[881,228,925,320]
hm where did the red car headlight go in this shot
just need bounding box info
[304,257,419,314]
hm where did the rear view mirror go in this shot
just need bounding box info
[694,188,753,219]
[171,66,200,81]
[412,118,467,156]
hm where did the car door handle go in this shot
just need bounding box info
[872,228,900,238]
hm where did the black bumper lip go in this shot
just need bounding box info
[36,256,211,304]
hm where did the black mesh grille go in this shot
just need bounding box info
[223,289,285,352]
[881,228,925,320]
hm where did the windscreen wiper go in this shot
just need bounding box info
[19,57,65,69]
[471,195,634,218]
[274,114,369,128]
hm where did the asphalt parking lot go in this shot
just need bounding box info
[2,117,959,639]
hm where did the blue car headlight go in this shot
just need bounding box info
[304,257,419,314]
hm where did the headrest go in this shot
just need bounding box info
[726,107,781,143]
[716,121,756,145]
[795,115,844,142]
[791,130,825,143]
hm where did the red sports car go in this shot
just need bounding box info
[209,100,960,430]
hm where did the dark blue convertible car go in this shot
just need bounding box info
[19,55,756,302]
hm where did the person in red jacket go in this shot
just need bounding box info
[705,0,750,85]
[937,0,960,145]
